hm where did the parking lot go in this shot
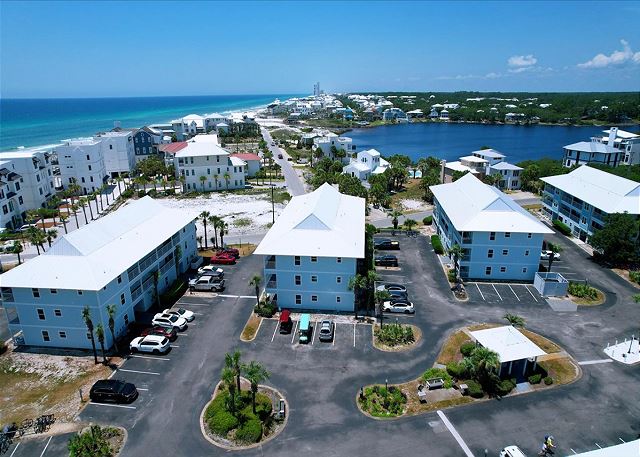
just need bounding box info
[4,433,74,457]
[465,281,543,306]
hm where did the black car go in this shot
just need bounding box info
[388,289,409,300]
[375,254,398,267]
[374,239,400,250]
[89,379,138,404]
[376,283,407,294]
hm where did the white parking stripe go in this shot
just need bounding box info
[353,323,356,347]
[311,321,317,345]
[508,284,520,301]
[619,438,626,443]
[270,320,278,342]
[491,284,503,301]
[436,410,474,457]
[177,302,209,306]
[39,436,52,457]
[578,359,613,365]
[119,368,161,375]
[570,448,577,454]
[525,286,538,302]
[137,388,149,391]
[475,283,485,300]
[130,354,170,361]
[595,443,602,449]
[9,442,19,457]
[171,345,180,348]
[88,402,137,410]
[290,320,298,344]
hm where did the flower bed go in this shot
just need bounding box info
[358,385,407,418]
[373,323,421,352]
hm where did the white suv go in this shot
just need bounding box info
[129,335,170,354]
[152,313,188,331]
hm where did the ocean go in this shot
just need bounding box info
[346,122,640,164]
[0,94,302,150]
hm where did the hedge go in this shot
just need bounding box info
[254,301,277,318]
[568,282,598,299]
[208,410,239,436]
[496,379,516,396]
[423,216,433,226]
[431,235,444,254]
[465,379,483,398]
[528,374,542,384]
[552,219,572,236]
[460,342,476,357]
[446,361,469,380]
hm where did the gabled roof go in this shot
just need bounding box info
[430,173,553,233]
[344,162,371,172]
[254,183,365,258]
[491,162,523,171]
[230,153,261,161]
[470,326,546,363]
[159,142,188,154]
[472,148,505,159]
[0,197,199,291]
[175,142,229,158]
[563,141,617,154]
[541,165,640,214]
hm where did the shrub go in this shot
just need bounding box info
[465,379,483,398]
[235,418,262,443]
[552,219,572,236]
[568,282,598,299]
[629,270,640,284]
[254,301,277,318]
[446,361,469,380]
[460,342,476,357]
[495,379,516,396]
[208,410,239,436]
[164,189,176,196]
[447,269,457,282]
[543,376,553,385]
[254,394,273,421]
[423,216,433,226]
[137,190,147,198]
[528,374,542,384]
[431,235,444,254]
[375,323,415,346]
[422,367,453,389]
[360,385,407,417]
[120,189,134,199]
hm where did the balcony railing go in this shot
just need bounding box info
[265,259,276,269]
[266,274,277,289]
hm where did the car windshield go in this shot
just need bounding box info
[168,315,178,323]
[177,308,186,314]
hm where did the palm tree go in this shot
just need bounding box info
[404,219,418,233]
[46,229,58,247]
[225,350,243,393]
[196,236,203,250]
[59,214,69,234]
[244,361,270,414]
[95,323,107,364]
[47,196,61,225]
[106,304,119,354]
[82,306,99,364]
[103,185,110,206]
[209,215,222,248]
[218,220,228,248]
[12,240,23,264]
[390,209,403,230]
[174,245,182,277]
[448,244,465,281]
[199,175,207,192]
[221,367,237,413]
[469,347,500,389]
[71,204,80,228]
[200,211,211,249]
[374,289,391,326]
[249,275,262,305]
[212,174,219,190]
[348,270,378,316]
[26,226,45,254]
[78,197,89,224]
[503,313,526,328]
[223,172,231,191]
[116,176,123,195]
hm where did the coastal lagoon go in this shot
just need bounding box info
[346,122,637,163]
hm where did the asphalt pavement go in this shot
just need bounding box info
[261,128,306,196]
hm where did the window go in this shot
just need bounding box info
[77,290,83,295]
[525,250,530,256]
[500,266,506,273]
[336,296,341,303]
[487,249,494,259]
[311,275,318,283]
[117,275,122,284]
[32,288,40,298]
[50,289,57,294]
[18,196,23,204]
[504,232,511,238]
[522,267,528,273]
[54,309,62,317]
[295,294,302,305]
[37,308,45,320]
[86,155,90,160]
[42,331,50,342]
[336,257,342,263]
[295,275,301,285]
[86,332,92,340]
[527,233,532,239]
[88,165,92,171]
[485,266,492,275]
[310,256,317,263]
[124,314,129,325]
[311,295,318,302]
[489,232,495,241]
[502,249,508,256]
[336,276,342,284]
[120,293,125,305]
[59,331,67,339]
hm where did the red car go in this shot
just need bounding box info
[141,325,177,341]
[217,248,240,258]
[210,253,236,265]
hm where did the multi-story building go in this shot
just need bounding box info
[95,131,135,177]
[562,128,624,168]
[596,128,640,166]
[256,183,365,312]
[430,173,552,281]
[131,126,166,164]
[313,133,357,163]
[171,114,231,140]
[540,165,640,242]
[230,153,261,178]
[441,149,522,191]
[0,196,198,349]
[55,138,108,194]
[342,148,389,181]
[382,108,408,122]
[174,135,246,192]
[489,162,523,190]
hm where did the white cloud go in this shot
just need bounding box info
[578,39,640,68]
[508,54,537,67]
[484,72,502,79]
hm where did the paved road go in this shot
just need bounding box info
[261,128,306,196]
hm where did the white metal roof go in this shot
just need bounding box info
[541,165,640,214]
[444,161,480,174]
[189,134,219,144]
[491,162,523,171]
[563,141,617,154]
[460,155,488,163]
[0,197,198,291]
[602,128,639,139]
[472,148,505,159]
[470,326,546,363]
[430,173,553,233]
[175,142,229,158]
[344,162,370,172]
[230,156,246,166]
[254,183,365,258]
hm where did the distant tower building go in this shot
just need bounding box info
[313,82,320,96]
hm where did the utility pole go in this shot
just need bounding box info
[271,185,275,224]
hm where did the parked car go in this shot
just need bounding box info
[163,307,194,322]
[499,446,527,457]
[318,320,334,342]
[540,250,560,261]
[141,325,177,341]
[89,379,138,404]
[210,253,236,265]
[18,224,37,232]
[383,299,414,314]
[376,283,407,293]
[374,255,398,267]
[277,153,283,159]
[217,247,240,258]
[388,289,408,300]
[279,310,293,334]
[189,276,226,292]
[152,313,188,331]
[197,265,224,278]
[374,238,400,250]
[129,335,170,354]
[190,256,204,269]
[271,142,275,146]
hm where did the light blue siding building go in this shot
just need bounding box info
[541,165,640,242]
[255,184,365,312]
[0,197,198,349]
[430,173,552,282]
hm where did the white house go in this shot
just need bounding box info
[55,138,108,195]
[174,135,245,192]
[489,162,523,190]
[230,153,261,178]
[313,133,357,163]
[95,131,135,177]
[600,128,640,165]
[564,127,639,168]
[255,183,365,312]
[382,108,408,122]
[442,149,523,191]
[439,109,450,121]
[342,148,389,181]
[0,197,198,349]
[430,173,553,281]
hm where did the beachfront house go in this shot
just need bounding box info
[171,114,231,140]
[342,148,389,181]
[439,109,450,121]
[174,134,245,192]
[0,197,198,349]
[430,173,553,281]
[562,127,638,168]
[313,133,357,163]
[540,165,640,242]
[441,155,488,182]
[95,130,135,178]
[55,138,109,195]
[255,183,365,312]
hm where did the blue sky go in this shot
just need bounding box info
[1,1,639,98]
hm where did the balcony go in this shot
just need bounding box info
[266,274,277,289]
[265,256,276,269]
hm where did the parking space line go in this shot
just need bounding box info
[270,320,278,342]
[525,286,538,302]
[137,388,149,391]
[619,437,625,443]
[9,442,19,457]
[491,284,503,301]
[570,448,577,454]
[130,355,170,361]
[353,323,356,347]
[333,325,336,346]
[508,284,520,301]
[578,359,613,365]
[39,436,52,457]
[436,410,474,457]
[88,402,137,410]
[119,368,161,375]
[311,321,317,345]
[595,443,602,449]
[171,345,180,348]
[290,320,298,344]
[192,312,204,316]
[475,283,485,300]
[176,302,209,306]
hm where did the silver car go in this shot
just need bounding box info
[318,320,334,342]
[189,276,225,292]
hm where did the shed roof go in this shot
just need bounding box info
[470,326,546,363]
